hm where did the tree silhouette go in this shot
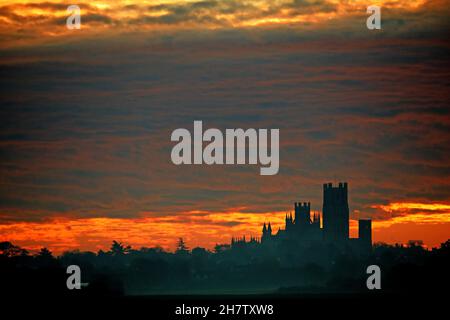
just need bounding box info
[0,241,28,257]
[408,240,424,248]
[214,243,230,253]
[38,247,53,258]
[176,238,189,254]
[1,238,449,296]
[110,240,131,255]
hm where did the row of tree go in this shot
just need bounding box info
[1,239,449,296]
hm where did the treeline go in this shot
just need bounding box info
[1,239,449,296]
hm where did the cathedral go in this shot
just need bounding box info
[231,182,372,252]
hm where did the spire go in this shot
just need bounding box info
[263,222,267,233]
[268,222,272,234]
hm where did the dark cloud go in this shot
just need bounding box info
[0,2,449,224]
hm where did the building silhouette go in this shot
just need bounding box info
[323,182,349,242]
[231,182,372,253]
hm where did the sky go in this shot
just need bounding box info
[0,0,449,254]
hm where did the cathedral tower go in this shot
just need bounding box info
[294,202,311,228]
[322,182,349,242]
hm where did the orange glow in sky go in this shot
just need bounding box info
[374,202,450,212]
[0,210,286,254]
[1,201,449,255]
[0,0,437,48]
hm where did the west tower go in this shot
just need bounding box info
[322,182,349,242]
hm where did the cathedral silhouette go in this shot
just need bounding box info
[231,182,372,253]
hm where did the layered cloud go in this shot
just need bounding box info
[0,0,449,48]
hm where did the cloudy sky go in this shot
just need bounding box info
[0,0,449,253]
